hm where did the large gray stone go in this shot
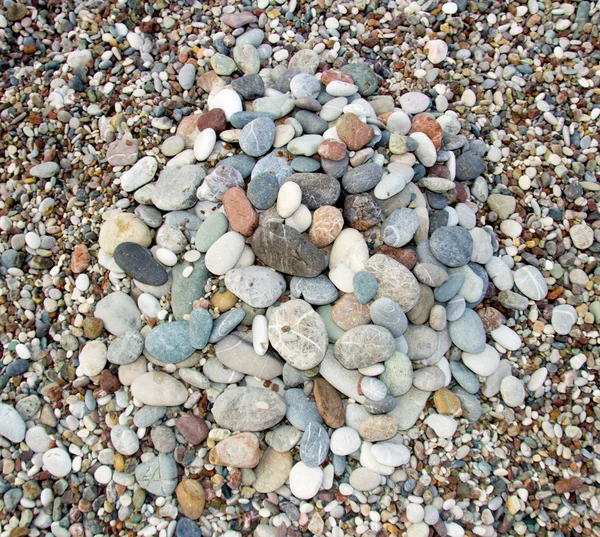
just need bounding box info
[212,387,286,431]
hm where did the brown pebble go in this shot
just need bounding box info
[478,307,506,333]
[359,415,398,442]
[318,140,347,161]
[197,108,227,134]
[208,432,262,468]
[433,388,462,417]
[320,69,355,86]
[175,415,209,445]
[336,113,375,151]
[99,370,120,393]
[83,317,104,339]
[222,187,259,237]
[343,193,382,231]
[409,114,444,150]
[374,246,417,270]
[71,244,91,273]
[211,290,238,312]
[308,206,344,248]
[555,476,584,494]
[313,379,344,429]
[331,294,371,331]
[176,479,205,520]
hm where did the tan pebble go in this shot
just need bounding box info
[331,294,371,331]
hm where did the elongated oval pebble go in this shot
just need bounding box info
[277,182,302,218]
[194,128,216,161]
[252,315,269,356]
[156,248,177,266]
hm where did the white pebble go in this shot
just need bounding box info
[25,232,41,250]
[156,248,178,266]
[277,182,302,218]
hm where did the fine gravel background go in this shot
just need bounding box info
[0,2,599,537]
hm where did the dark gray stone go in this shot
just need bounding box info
[231,74,265,100]
[288,173,341,209]
[247,173,279,210]
[430,226,474,267]
[299,422,329,467]
[295,110,328,134]
[230,111,277,129]
[114,242,168,286]
[342,163,383,194]
[455,151,487,181]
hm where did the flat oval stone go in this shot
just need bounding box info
[222,187,259,237]
[514,266,548,300]
[448,308,486,354]
[364,254,420,312]
[251,223,327,277]
[288,173,341,209]
[291,275,339,306]
[369,298,408,337]
[253,448,294,494]
[380,351,413,396]
[268,299,328,370]
[135,454,178,496]
[289,462,323,500]
[0,402,26,443]
[215,334,283,380]
[131,372,189,406]
[342,163,383,194]
[371,442,410,467]
[195,212,229,253]
[331,294,371,330]
[334,325,395,369]
[300,422,330,467]
[113,242,168,286]
[239,117,276,157]
[382,208,420,248]
[95,291,142,336]
[330,426,361,455]
[309,206,344,248]
[404,325,438,361]
[455,151,486,181]
[353,271,378,304]
[107,331,144,365]
[358,415,399,442]
[284,388,323,431]
[247,173,279,210]
[313,378,345,428]
[212,387,286,431]
[145,322,196,364]
[389,386,431,430]
[209,432,261,468]
[152,165,206,211]
[430,226,474,267]
[253,95,296,120]
[319,348,365,403]
[412,366,446,391]
[188,308,213,350]
[205,231,245,276]
[209,308,246,343]
[225,266,286,308]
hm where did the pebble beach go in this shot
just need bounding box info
[0,1,599,537]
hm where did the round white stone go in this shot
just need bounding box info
[194,128,217,161]
[75,274,90,292]
[276,182,302,218]
[406,503,425,524]
[77,341,107,377]
[424,414,458,438]
[490,325,521,351]
[462,345,500,377]
[326,81,359,97]
[156,248,178,266]
[94,465,113,484]
[285,204,312,233]
[138,293,161,318]
[500,376,525,407]
[289,462,323,499]
[42,448,72,477]
[207,88,243,121]
[330,427,361,456]
[25,232,41,250]
[500,220,522,238]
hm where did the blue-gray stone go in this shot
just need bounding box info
[341,63,379,96]
[107,331,145,365]
[209,308,246,343]
[332,454,346,476]
[284,388,323,431]
[300,422,329,468]
[290,73,321,99]
[448,308,486,354]
[291,157,321,173]
[288,173,341,209]
[342,163,383,194]
[429,210,450,236]
[219,154,256,179]
[189,308,213,350]
[145,322,196,364]
[449,361,480,394]
[236,28,265,48]
[382,208,419,248]
[113,242,168,286]
[251,151,293,186]
[465,262,489,308]
[6,360,28,377]
[231,73,265,100]
[135,454,178,496]
[353,271,378,304]
[290,275,338,306]
[451,386,483,421]
[239,117,276,157]
[133,406,167,428]
[195,212,229,252]
[434,273,465,302]
[172,258,209,321]
[363,393,397,414]
[164,211,202,232]
[1,250,25,269]
[230,111,277,129]
[247,173,279,210]
[321,153,349,179]
[455,151,487,181]
[430,226,474,267]
[370,298,407,337]
[4,488,23,512]
[446,295,466,321]
[176,518,201,537]
[294,110,328,134]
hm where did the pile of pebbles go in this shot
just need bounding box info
[1,2,599,537]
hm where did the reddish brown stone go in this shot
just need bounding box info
[374,246,417,270]
[99,370,120,393]
[318,140,347,161]
[478,307,506,333]
[428,164,451,179]
[197,108,227,134]
[555,477,584,494]
[320,69,355,86]
[409,114,444,150]
[197,71,224,94]
[377,111,394,125]
[71,244,90,273]
[176,415,209,445]
[176,114,201,148]
[343,194,382,231]
[313,379,344,429]
[336,114,374,151]
[139,21,160,33]
[222,187,259,237]
[83,317,104,339]
[331,294,371,331]
[453,181,468,202]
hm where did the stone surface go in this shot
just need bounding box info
[209,432,261,468]
[288,173,341,210]
[430,226,474,267]
[334,325,395,369]
[135,454,178,496]
[212,387,286,431]
[299,422,329,467]
[364,254,420,312]
[225,266,286,308]
[215,334,283,380]
[268,299,328,370]
[114,242,168,286]
[222,187,259,236]
[131,372,189,406]
[145,322,196,364]
[176,479,205,520]
[313,379,345,428]
[0,402,26,443]
[152,165,205,211]
[253,448,294,493]
[514,266,548,300]
[336,114,375,150]
[252,223,327,277]
[99,212,152,256]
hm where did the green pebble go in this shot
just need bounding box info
[589,301,600,323]
[195,212,229,253]
[316,305,346,343]
[353,271,378,304]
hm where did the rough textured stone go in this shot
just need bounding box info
[288,173,341,209]
[336,114,375,150]
[334,325,395,369]
[364,254,420,312]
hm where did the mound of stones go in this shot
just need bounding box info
[52,43,552,507]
